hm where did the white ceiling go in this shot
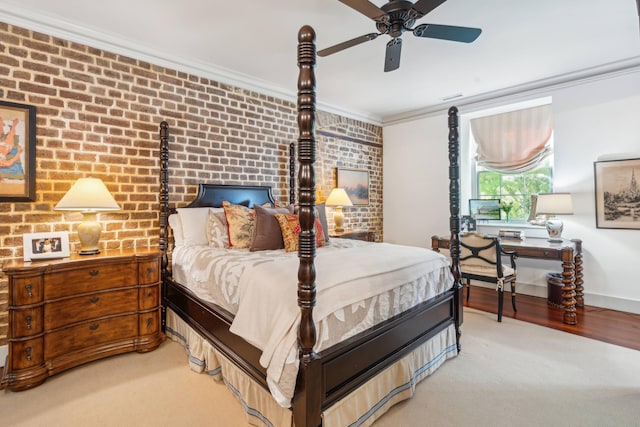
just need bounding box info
[1,0,639,124]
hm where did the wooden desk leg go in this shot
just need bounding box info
[561,250,577,325]
[574,252,584,308]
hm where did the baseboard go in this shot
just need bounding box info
[0,345,7,368]
[470,281,640,315]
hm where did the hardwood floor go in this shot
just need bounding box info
[465,285,640,351]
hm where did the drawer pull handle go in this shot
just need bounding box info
[146,318,153,330]
[89,296,100,304]
[89,323,100,331]
[147,291,153,297]
[26,315,32,330]
[146,267,154,279]
[25,284,33,298]
[89,270,99,277]
[25,347,32,361]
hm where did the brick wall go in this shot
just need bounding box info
[0,23,383,345]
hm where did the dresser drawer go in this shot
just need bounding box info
[138,285,159,310]
[45,314,138,359]
[139,309,161,336]
[138,259,160,285]
[11,308,43,337]
[10,276,43,305]
[45,263,137,299]
[44,289,138,330]
[9,337,44,370]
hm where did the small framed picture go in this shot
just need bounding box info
[23,231,70,261]
[594,158,640,230]
[461,215,476,233]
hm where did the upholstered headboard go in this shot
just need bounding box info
[185,184,276,208]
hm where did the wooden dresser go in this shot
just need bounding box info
[329,229,376,242]
[1,249,164,391]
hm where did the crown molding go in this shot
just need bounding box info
[0,7,382,126]
[383,56,640,126]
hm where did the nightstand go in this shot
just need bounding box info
[1,249,164,391]
[329,229,376,242]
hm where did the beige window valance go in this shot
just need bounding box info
[470,104,553,173]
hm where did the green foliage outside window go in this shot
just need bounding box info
[476,162,553,221]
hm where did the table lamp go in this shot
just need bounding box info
[55,177,120,255]
[535,192,573,242]
[325,188,353,232]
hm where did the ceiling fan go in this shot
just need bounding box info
[318,0,482,72]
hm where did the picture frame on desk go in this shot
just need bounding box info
[461,215,476,232]
[23,231,70,261]
[469,199,501,221]
[594,158,640,230]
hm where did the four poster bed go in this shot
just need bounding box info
[158,25,462,427]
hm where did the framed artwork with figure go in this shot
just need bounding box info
[0,100,36,202]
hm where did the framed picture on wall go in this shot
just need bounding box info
[594,158,640,230]
[337,168,369,206]
[0,100,36,202]
[23,231,71,261]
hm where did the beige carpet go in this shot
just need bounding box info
[1,308,639,427]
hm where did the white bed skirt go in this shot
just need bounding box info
[165,308,457,427]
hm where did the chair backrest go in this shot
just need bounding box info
[460,232,505,277]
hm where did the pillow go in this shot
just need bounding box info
[168,214,184,246]
[250,204,295,251]
[275,213,326,252]
[222,201,257,249]
[176,207,212,246]
[207,208,229,248]
[315,203,330,243]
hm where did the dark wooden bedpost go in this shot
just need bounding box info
[447,106,463,351]
[159,121,170,279]
[292,25,322,427]
[289,142,296,205]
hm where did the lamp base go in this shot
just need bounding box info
[77,212,102,255]
[79,249,101,255]
[545,218,564,243]
[333,207,345,233]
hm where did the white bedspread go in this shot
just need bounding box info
[171,240,453,407]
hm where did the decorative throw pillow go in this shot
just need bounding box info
[250,204,295,251]
[207,208,229,248]
[315,203,330,243]
[275,213,326,252]
[222,201,256,249]
[176,207,210,246]
[168,214,184,246]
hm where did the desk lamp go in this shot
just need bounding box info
[535,192,573,242]
[55,177,120,255]
[325,188,353,232]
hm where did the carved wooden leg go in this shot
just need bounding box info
[574,252,584,308]
[561,257,577,325]
[511,281,517,312]
[497,285,504,322]
[466,278,471,302]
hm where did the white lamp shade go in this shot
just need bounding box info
[325,188,353,207]
[535,192,573,215]
[55,178,120,211]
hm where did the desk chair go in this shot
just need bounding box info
[460,232,517,322]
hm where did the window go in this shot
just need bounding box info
[468,101,554,222]
[476,155,553,221]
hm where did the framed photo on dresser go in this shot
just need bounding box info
[23,231,70,261]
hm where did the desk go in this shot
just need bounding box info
[431,235,583,325]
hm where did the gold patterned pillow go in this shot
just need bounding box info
[275,213,326,252]
[222,201,256,249]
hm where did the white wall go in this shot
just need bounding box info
[383,68,640,314]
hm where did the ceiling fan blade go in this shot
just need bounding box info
[318,33,380,57]
[384,38,402,72]
[338,0,388,22]
[410,0,447,18]
[413,23,482,43]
